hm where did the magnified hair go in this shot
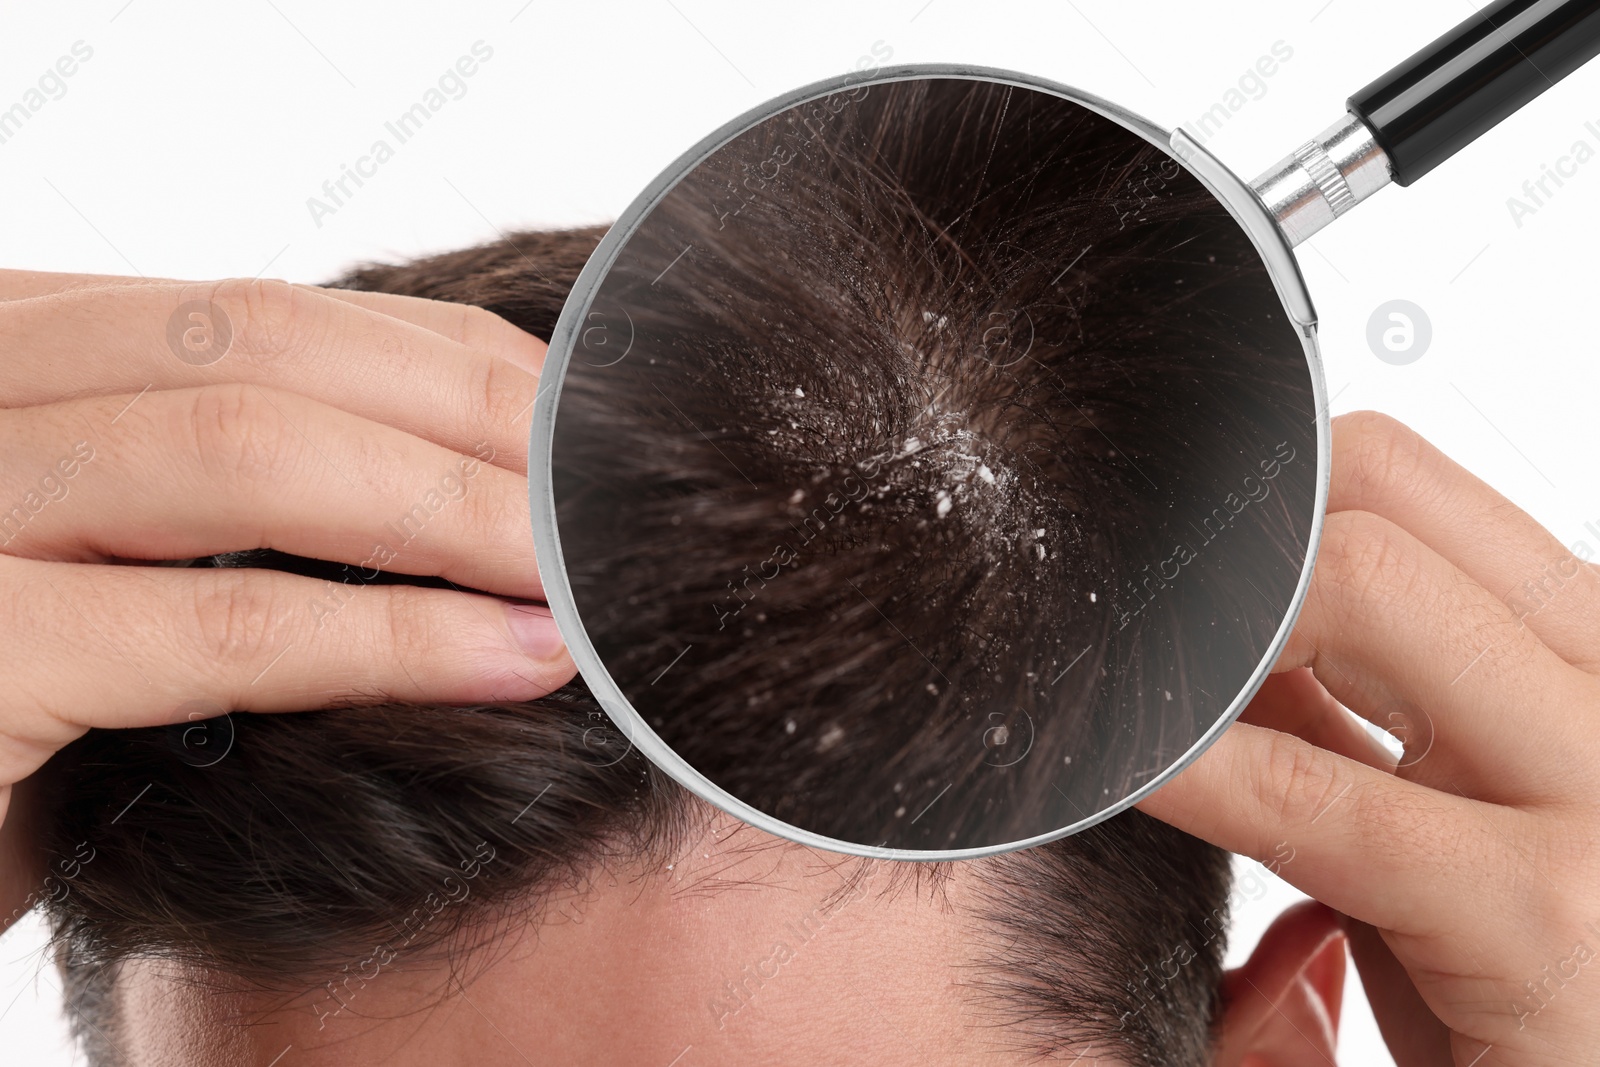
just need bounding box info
[550,76,1317,850]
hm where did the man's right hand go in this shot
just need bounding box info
[0,271,576,928]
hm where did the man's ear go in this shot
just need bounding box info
[1212,899,1347,1067]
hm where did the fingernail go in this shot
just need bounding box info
[505,603,566,660]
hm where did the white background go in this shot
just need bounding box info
[2,0,1597,1063]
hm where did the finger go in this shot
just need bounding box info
[1135,721,1512,934]
[1238,668,1397,771]
[1287,509,1596,803]
[0,385,540,600]
[1331,411,1600,672]
[0,556,575,786]
[0,270,549,373]
[0,267,156,300]
[312,287,549,373]
[0,280,537,474]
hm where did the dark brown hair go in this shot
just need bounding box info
[30,77,1293,1066]
[549,77,1314,849]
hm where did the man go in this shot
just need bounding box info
[6,77,1596,1066]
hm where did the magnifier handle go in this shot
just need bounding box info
[1251,0,1600,247]
[1350,0,1600,186]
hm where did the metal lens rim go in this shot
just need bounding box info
[528,61,1330,861]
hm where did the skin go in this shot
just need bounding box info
[0,270,578,933]
[112,807,1344,1066]
[115,812,1001,1067]
[1140,410,1600,1067]
[2,271,1594,1064]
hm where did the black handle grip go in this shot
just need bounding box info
[1347,0,1600,186]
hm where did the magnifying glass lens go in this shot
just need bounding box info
[544,74,1318,856]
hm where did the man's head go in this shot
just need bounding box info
[35,78,1342,1066]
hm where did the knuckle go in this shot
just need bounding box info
[460,463,518,541]
[1334,410,1429,504]
[187,383,302,485]
[473,356,530,446]
[1316,510,1422,618]
[1258,728,1343,828]
[457,302,511,345]
[206,277,316,365]
[1343,774,1441,854]
[1256,729,1433,858]
[189,570,288,669]
[1337,784,1474,921]
[380,585,444,671]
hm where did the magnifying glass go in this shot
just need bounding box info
[531,0,1600,859]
